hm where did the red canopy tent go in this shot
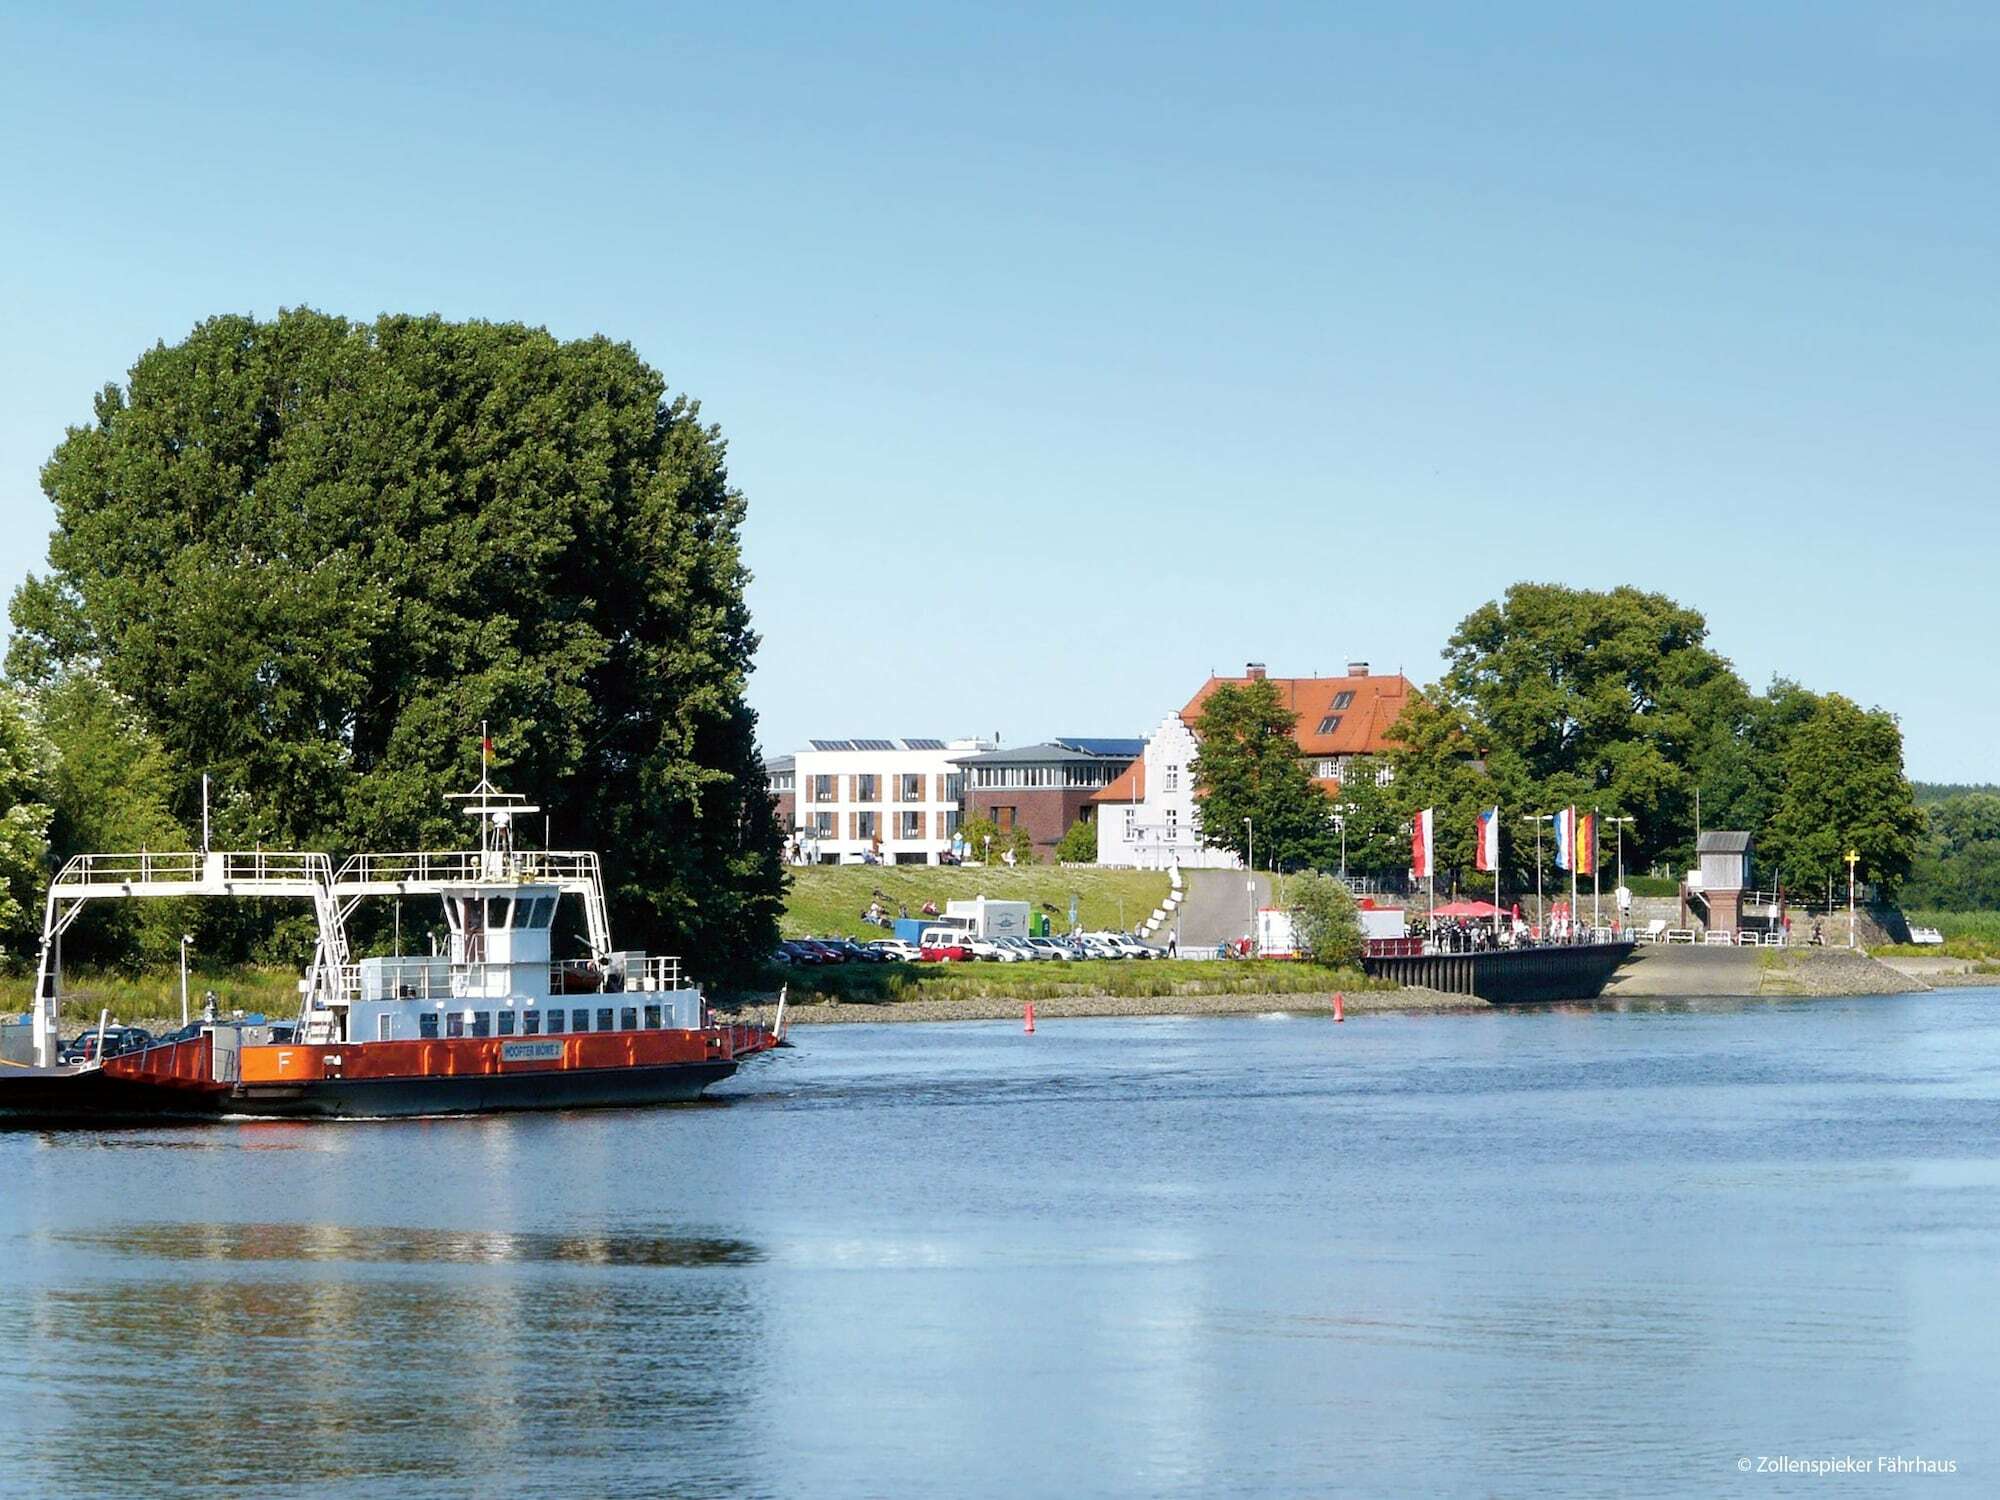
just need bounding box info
[1431,899,1505,919]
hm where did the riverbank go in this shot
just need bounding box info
[717,985,1480,1026]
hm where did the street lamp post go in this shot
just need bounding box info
[1846,849,1859,949]
[179,934,193,1026]
[1244,817,1255,955]
[1517,815,1549,940]
[1334,813,1348,880]
[1605,817,1636,932]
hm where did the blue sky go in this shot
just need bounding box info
[2,1,1994,777]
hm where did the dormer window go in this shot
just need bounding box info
[1317,714,1343,735]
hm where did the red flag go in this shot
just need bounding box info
[1412,808,1434,879]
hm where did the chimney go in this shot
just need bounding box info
[1346,660,1369,677]
[1245,662,1267,681]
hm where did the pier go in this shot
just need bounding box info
[1363,941,1636,1004]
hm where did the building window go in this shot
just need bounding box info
[899,811,924,839]
[812,811,834,837]
[1124,808,1137,837]
[943,810,961,836]
[856,774,880,802]
[1164,765,1180,793]
[856,811,880,841]
[523,1009,541,1035]
[1166,806,1179,838]
[1332,690,1355,710]
[1317,714,1343,735]
[812,774,835,802]
[1317,760,1336,779]
[419,1011,439,1039]
[944,774,964,799]
[901,773,924,801]
[644,1004,662,1029]
[498,1010,516,1036]
[996,806,1016,831]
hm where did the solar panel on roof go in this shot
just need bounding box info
[808,739,854,752]
[902,737,946,750]
[1055,737,1146,758]
[851,738,895,751]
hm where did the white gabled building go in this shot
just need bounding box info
[784,737,990,865]
[1090,712,1240,869]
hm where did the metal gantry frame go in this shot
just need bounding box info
[29,851,349,1068]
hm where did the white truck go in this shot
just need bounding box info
[944,897,1032,940]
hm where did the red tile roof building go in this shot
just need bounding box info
[1091,662,1412,867]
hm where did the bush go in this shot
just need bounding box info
[1283,871,1362,965]
[1054,819,1097,863]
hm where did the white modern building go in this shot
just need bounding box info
[783,737,990,865]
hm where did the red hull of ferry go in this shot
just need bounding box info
[0,1025,781,1123]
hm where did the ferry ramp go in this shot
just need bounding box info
[1167,869,1272,950]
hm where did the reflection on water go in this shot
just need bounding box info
[52,1221,763,1267]
[4,991,2000,1497]
[8,1272,766,1496]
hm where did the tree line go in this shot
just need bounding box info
[0,310,785,977]
[1192,583,1926,903]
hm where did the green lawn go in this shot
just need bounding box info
[782,864,1173,940]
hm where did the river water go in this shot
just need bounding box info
[3,991,1997,1497]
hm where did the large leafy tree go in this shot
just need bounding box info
[1904,792,2000,910]
[1189,679,1336,870]
[9,310,784,978]
[30,672,192,968]
[1762,694,1924,898]
[1442,583,1747,870]
[0,689,54,962]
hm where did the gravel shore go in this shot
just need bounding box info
[717,986,1483,1026]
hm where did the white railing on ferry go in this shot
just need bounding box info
[335,850,603,887]
[54,850,335,887]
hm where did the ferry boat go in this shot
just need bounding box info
[0,778,783,1122]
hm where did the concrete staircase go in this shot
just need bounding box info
[1135,865,1184,941]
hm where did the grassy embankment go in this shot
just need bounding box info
[1872,910,2000,964]
[782,865,1174,941]
[8,967,303,1030]
[777,865,1383,1004]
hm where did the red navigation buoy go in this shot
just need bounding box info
[1024,1002,1036,1034]
[1333,991,1345,1023]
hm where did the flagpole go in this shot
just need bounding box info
[1568,807,1579,944]
[1591,811,1601,934]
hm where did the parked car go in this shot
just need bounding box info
[780,939,834,965]
[769,946,794,965]
[994,936,1041,961]
[796,939,848,964]
[964,936,1021,962]
[866,939,922,961]
[1102,934,1157,960]
[919,927,974,961]
[820,937,882,963]
[59,1025,154,1064]
[1024,936,1079,961]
